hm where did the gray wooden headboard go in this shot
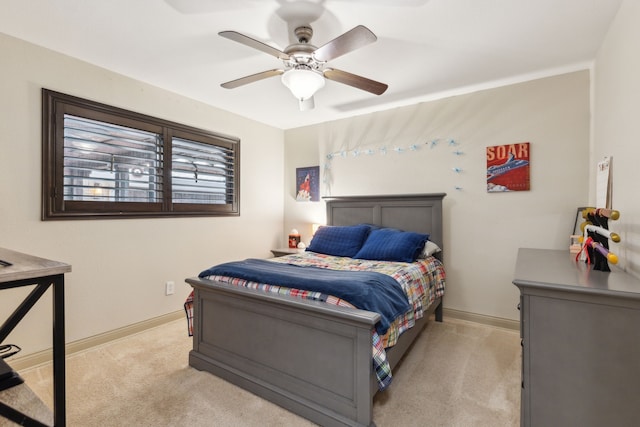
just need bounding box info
[325,193,446,254]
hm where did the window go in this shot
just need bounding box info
[42,89,240,219]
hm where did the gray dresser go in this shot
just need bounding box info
[513,248,640,427]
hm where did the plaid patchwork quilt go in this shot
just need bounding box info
[184,252,445,391]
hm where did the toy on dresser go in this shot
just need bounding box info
[577,208,620,271]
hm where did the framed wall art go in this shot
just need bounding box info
[486,142,530,192]
[296,166,320,201]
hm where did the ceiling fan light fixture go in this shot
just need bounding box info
[281,68,325,101]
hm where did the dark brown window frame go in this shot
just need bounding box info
[42,89,240,220]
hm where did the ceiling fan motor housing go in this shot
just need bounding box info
[284,26,324,72]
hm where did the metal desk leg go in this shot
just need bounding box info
[52,275,65,427]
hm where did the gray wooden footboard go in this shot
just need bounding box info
[187,277,383,427]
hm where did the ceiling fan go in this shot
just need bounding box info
[219,24,388,110]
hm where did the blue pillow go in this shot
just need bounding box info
[354,228,429,262]
[306,225,371,257]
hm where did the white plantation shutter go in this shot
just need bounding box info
[171,137,235,204]
[63,115,163,203]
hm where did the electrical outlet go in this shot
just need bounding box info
[165,281,175,296]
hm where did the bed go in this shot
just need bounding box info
[185,193,446,427]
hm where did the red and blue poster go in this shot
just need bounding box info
[296,166,320,201]
[486,142,530,192]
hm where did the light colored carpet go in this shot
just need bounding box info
[18,317,520,426]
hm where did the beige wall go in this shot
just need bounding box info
[0,33,284,356]
[284,71,591,321]
[592,0,640,278]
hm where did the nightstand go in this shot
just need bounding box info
[271,247,305,257]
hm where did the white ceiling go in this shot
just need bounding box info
[0,0,622,129]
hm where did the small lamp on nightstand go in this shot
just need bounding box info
[309,223,322,245]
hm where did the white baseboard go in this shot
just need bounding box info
[443,308,519,331]
[12,310,185,372]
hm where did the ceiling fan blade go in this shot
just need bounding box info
[313,25,377,62]
[221,69,285,89]
[323,68,388,95]
[219,31,290,60]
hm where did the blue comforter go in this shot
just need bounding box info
[199,258,410,335]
